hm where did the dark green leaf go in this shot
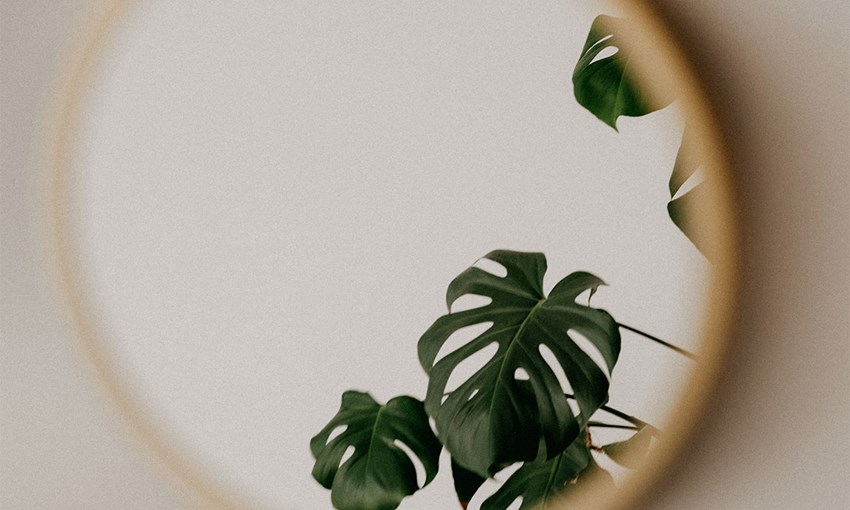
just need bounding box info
[310,391,442,510]
[573,17,717,258]
[481,434,591,510]
[451,458,487,509]
[572,15,673,130]
[418,250,621,476]
[601,426,655,469]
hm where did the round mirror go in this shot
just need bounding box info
[50,1,737,509]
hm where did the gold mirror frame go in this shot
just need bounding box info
[44,1,739,508]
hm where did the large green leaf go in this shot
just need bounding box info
[310,391,442,510]
[572,15,673,130]
[480,434,592,510]
[418,250,621,476]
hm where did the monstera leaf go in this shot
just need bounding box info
[418,250,621,476]
[572,15,673,130]
[481,433,592,510]
[574,17,715,257]
[310,391,442,510]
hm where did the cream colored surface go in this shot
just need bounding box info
[56,1,720,509]
[1,2,201,509]
[1,1,848,510]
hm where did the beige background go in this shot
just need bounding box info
[1,1,848,509]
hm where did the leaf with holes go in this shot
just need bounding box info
[481,433,592,510]
[310,391,442,510]
[574,17,716,257]
[418,250,621,476]
[572,15,673,130]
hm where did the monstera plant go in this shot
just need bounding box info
[310,14,703,510]
[311,250,689,509]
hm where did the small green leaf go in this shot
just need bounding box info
[310,391,442,510]
[601,426,655,469]
[481,434,592,510]
[667,127,716,260]
[668,184,712,258]
[668,126,699,198]
[418,250,621,476]
[572,15,673,130]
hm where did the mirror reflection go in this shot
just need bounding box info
[62,1,731,508]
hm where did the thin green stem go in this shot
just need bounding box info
[599,404,650,429]
[586,421,640,431]
[617,322,697,360]
[564,393,652,429]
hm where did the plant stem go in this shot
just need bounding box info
[587,421,640,431]
[599,403,651,429]
[564,394,652,429]
[617,322,697,360]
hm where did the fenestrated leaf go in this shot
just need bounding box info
[572,15,673,130]
[481,433,592,510]
[601,426,656,469]
[418,250,621,476]
[310,391,442,510]
[573,16,719,258]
